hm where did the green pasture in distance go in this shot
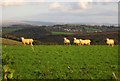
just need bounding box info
[51,32,74,35]
[2,27,23,34]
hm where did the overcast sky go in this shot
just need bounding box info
[1,0,119,24]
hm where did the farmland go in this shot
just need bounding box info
[51,32,74,35]
[2,24,119,80]
[2,45,119,79]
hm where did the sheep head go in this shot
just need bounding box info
[21,37,24,40]
[64,37,67,40]
[74,38,76,40]
[106,38,109,41]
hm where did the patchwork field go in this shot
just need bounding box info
[2,45,119,80]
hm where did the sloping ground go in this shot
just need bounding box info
[2,27,24,34]
[1,38,22,45]
[8,27,51,38]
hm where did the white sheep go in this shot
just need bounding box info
[64,37,70,45]
[21,37,34,46]
[79,39,91,45]
[73,38,80,45]
[106,38,114,47]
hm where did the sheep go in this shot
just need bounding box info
[21,37,34,46]
[64,37,70,45]
[106,38,114,47]
[79,39,91,45]
[73,38,80,45]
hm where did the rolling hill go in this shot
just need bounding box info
[2,24,120,45]
[1,38,22,45]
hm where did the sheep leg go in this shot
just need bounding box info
[68,43,70,45]
[24,43,26,46]
[23,43,26,46]
[64,43,66,45]
[112,44,114,47]
[79,43,81,45]
[31,43,33,46]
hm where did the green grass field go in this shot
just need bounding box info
[2,45,119,79]
[51,32,74,35]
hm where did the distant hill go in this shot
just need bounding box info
[2,20,30,27]
[2,20,59,27]
[24,21,58,26]
[2,20,118,27]
[6,27,51,39]
[67,22,118,27]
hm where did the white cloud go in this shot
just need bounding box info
[93,0,119,2]
[2,0,25,6]
[49,0,92,11]
[49,2,65,10]
[77,0,93,9]
[1,0,119,7]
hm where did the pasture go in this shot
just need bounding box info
[2,45,119,80]
[51,32,74,35]
[1,38,22,45]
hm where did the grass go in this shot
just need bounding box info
[1,38,22,45]
[2,45,119,79]
[84,27,102,32]
[51,32,74,35]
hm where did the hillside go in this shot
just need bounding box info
[1,38,22,45]
[2,24,120,45]
[8,27,51,39]
[2,21,58,27]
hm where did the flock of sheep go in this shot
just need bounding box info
[20,37,115,47]
[64,37,115,47]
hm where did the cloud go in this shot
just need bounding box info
[77,0,93,9]
[49,0,93,11]
[93,0,119,2]
[2,0,25,6]
[1,0,119,7]
[49,0,119,12]
[58,0,93,10]
[49,2,65,10]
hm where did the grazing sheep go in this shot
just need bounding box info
[21,37,33,46]
[79,39,91,45]
[106,38,114,47]
[64,37,70,45]
[73,38,80,45]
